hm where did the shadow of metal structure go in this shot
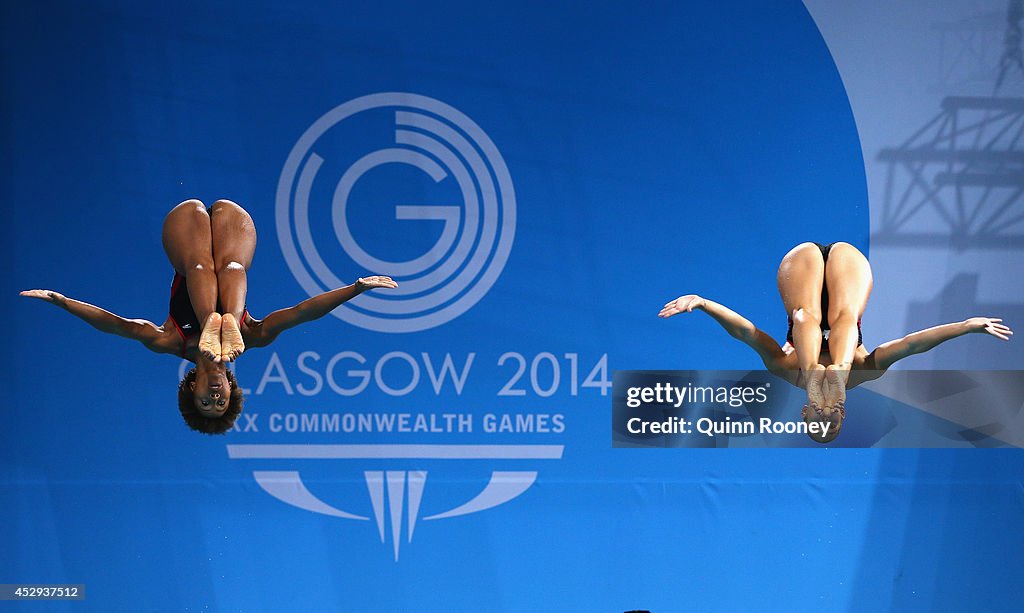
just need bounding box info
[874,95,1024,249]
[846,4,1024,610]
[874,1,1024,249]
[929,3,1018,93]
[903,272,1024,368]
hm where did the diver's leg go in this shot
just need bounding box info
[777,243,827,407]
[823,242,873,409]
[162,199,221,360]
[210,199,257,361]
[777,243,826,366]
[824,242,872,364]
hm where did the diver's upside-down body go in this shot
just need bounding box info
[20,198,398,435]
[659,241,1012,443]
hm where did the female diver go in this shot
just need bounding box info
[20,199,397,434]
[658,241,1012,443]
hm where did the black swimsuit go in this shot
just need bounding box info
[785,242,863,346]
[168,273,248,341]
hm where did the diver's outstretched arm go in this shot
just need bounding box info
[869,317,1012,370]
[660,294,787,370]
[19,289,176,353]
[246,276,398,347]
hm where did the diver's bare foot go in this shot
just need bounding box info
[199,313,223,363]
[805,364,826,412]
[220,313,245,362]
[824,363,849,412]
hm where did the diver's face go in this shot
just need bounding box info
[802,404,843,443]
[191,368,231,417]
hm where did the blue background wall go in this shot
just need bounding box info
[2,1,1021,610]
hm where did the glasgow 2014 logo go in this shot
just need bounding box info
[244,94,565,561]
[275,92,516,333]
[227,442,563,561]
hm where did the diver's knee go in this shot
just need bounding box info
[215,259,246,274]
[792,307,822,326]
[827,307,858,328]
[187,259,215,275]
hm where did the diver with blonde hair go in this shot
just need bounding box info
[660,242,1012,442]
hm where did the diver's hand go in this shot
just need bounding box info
[659,295,706,318]
[356,276,398,292]
[965,317,1013,340]
[20,289,67,307]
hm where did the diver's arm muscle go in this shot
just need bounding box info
[246,276,397,347]
[20,289,165,347]
[701,299,787,366]
[660,294,787,370]
[869,317,1012,370]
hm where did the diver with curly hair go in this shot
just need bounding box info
[659,241,1012,443]
[21,199,397,434]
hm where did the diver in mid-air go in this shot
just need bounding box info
[660,242,1012,442]
[21,199,397,434]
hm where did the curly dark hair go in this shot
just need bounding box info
[178,367,244,435]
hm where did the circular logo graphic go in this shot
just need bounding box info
[276,93,516,333]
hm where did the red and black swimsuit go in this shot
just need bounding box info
[785,242,863,346]
[168,273,248,341]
